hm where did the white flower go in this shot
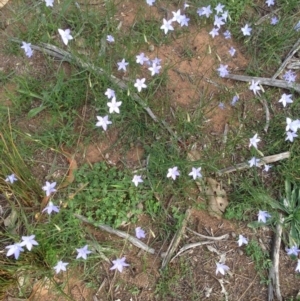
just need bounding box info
[214,15,225,28]
[132,175,143,187]
[249,80,261,95]
[20,235,38,251]
[263,164,272,172]
[117,58,129,71]
[229,46,236,56]
[136,53,149,65]
[167,166,180,180]
[216,262,230,275]
[286,245,300,256]
[106,35,114,43]
[5,243,24,259]
[266,0,275,6]
[96,115,112,131]
[171,9,182,23]
[286,131,298,142]
[42,201,60,214]
[134,78,147,92]
[249,133,260,149]
[44,0,54,7]
[21,42,33,58]
[237,234,248,247]
[148,63,161,76]
[107,98,122,114]
[257,210,271,223]
[215,3,225,14]
[248,157,260,167]
[279,93,293,107]
[42,181,57,196]
[135,227,146,239]
[188,167,202,180]
[160,19,174,34]
[217,64,229,77]
[105,88,116,100]
[241,24,252,36]
[76,245,92,260]
[53,260,69,274]
[209,27,219,38]
[146,0,155,5]
[110,257,129,273]
[5,174,17,184]
[58,29,73,46]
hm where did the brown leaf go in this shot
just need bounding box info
[204,178,229,219]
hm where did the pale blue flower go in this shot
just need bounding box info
[96,115,112,131]
[160,19,174,34]
[20,235,38,251]
[42,201,60,214]
[241,24,252,36]
[167,166,180,180]
[110,257,129,273]
[257,210,271,223]
[42,181,57,196]
[54,260,68,274]
[134,78,147,92]
[135,227,146,239]
[5,174,17,184]
[216,262,229,275]
[58,29,73,45]
[188,167,202,180]
[237,235,248,247]
[76,245,92,259]
[6,243,24,259]
[132,175,143,187]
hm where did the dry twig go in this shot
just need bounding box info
[224,73,300,93]
[217,152,290,175]
[74,214,155,254]
[273,38,300,79]
[268,214,284,301]
[258,97,270,132]
[186,227,229,241]
[161,209,191,269]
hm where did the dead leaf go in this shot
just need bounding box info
[203,178,228,219]
[58,148,78,189]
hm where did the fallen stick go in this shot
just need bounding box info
[11,39,181,143]
[74,214,155,254]
[161,208,191,269]
[258,97,270,133]
[272,38,300,79]
[217,152,290,175]
[170,241,214,262]
[186,227,229,241]
[268,214,284,301]
[224,73,300,93]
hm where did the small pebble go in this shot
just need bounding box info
[231,232,236,238]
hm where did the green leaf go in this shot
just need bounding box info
[27,106,47,118]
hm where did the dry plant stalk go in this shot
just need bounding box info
[74,214,155,254]
[161,208,191,269]
[217,151,290,175]
[268,214,284,301]
[224,73,300,93]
